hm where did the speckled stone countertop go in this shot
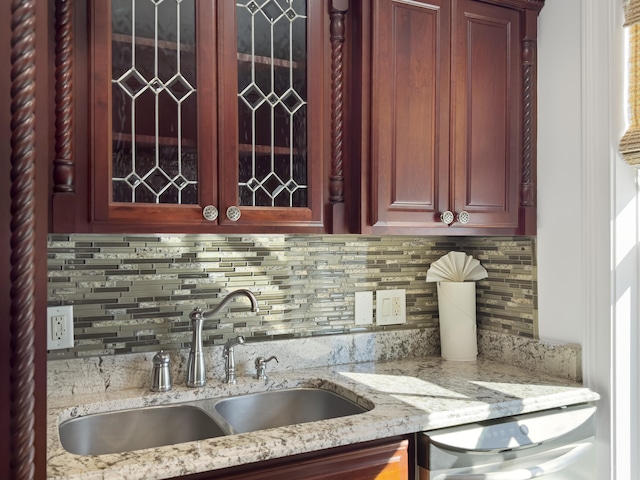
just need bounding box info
[47,356,598,480]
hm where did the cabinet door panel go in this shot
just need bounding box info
[370,0,450,230]
[451,0,520,228]
[92,0,217,228]
[218,0,325,229]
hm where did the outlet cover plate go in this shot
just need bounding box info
[47,305,74,350]
[376,289,407,325]
[354,291,374,325]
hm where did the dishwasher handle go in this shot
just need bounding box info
[433,442,592,480]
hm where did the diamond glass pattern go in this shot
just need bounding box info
[267,92,280,107]
[236,0,308,207]
[125,173,142,187]
[116,68,149,97]
[174,174,188,189]
[285,8,297,20]
[111,0,198,204]
[165,73,195,102]
[149,78,164,93]
[240,84,267,109]
[281,88,304,114]
[261,0,284,22]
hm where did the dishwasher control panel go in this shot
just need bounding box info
[418,403,597,479]
[423,403,596,451]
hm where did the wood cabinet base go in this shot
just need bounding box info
[178,436,412,480]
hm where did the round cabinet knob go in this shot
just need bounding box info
[202,205,218,221]
[226,206,241,222]
[457,210,470,224]
[440,211,454,225]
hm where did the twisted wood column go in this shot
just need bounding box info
[329,0,348,203]
[54,0,74,193]
[10,0,37,478]
[521,38,535,206]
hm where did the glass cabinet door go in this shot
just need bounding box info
[92,0,216,226]
[218,0,325,228]
[236,0,308,209]
[91,0,325,231]
[110,0,198,205]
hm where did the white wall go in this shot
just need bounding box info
[537,0,585,344]
[537,0,639,478]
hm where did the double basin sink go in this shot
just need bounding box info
[59,387,371,456]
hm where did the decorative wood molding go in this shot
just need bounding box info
[54,0,74,193]
[329,0,348,204]
[521,38,535,206]
[9,0,37,478]
[485,0,545,12]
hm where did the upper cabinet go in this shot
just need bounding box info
[351,0,543,235]
[51,0,331,233]
[50,0,543,236]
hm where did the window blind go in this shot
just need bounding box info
[620,0,640,166]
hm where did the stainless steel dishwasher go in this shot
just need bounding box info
[417,403,596,479]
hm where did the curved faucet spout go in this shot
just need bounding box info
[186,289,259,387]
[196,289,259,321]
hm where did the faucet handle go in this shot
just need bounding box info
[253,355,279,381]
[189,307,204,321]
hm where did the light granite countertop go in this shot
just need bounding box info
[46,356,598,480]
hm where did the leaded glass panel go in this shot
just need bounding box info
[111,0,198,204]
[236,0,309,208]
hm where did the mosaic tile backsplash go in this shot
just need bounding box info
[47,235,537,359]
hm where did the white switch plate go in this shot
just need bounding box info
[354,291,373,325]
[376,289,407,325]
[47,305,74,350]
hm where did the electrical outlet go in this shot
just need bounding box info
[392,296,402,316]
[375,289,406,325]
[354,291,373,325]
[47,305,74,350]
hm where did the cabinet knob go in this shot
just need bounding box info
[202,205,218,221]
[440,211,454,225]
[226,206,241,222]
[457,211,470,224]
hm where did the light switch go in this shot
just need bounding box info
[354,291,373,325]
[382,298,391,316]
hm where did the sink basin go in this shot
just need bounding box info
[212,387,369,433]
[59,404,226,455]
[58,387,369,455]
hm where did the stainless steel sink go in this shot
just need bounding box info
[212,387,369,434]
[58,387,369,455]
[59,404,226,455]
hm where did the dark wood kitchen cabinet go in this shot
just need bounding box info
[351,0,544,235]
[50,0,331,233]
[179,436,411,480]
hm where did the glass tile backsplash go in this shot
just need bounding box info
[47,234,537,359]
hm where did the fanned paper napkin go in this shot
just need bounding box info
[426,251,488,283]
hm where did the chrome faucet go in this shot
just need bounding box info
[186,289,259,387]
[222,335,245,384]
